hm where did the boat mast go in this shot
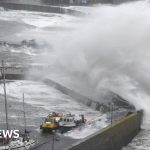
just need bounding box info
[1,60,9,130]
[22,93,27,134]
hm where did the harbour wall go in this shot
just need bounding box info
[43,78,135,112]
[0,67,134,112]
[0,67,26,80]
[42,0,138,5]
[0,0,139,13]
[0,1,83,16]
[64,110,143,150]
[113,0,139,4]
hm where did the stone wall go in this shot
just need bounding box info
[64,110,143,150]
[0,1,83,15]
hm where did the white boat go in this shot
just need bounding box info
[0,61,36,150]
[59,113,86,133]
[0,138,36,150]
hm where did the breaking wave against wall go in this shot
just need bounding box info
[32,0,150,124]
[0,0,150,149]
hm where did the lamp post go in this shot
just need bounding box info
[109,102,114,125]
[51,129,60,150]
[52,130,55,150]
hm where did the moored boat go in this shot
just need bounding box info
[40,112,62,132]
[59,113,86,133]
[0,137,36,150]
[40,112,86,133]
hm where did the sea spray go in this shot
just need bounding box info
[30,1,150,122]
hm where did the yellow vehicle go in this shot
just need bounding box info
[40,112,62,131]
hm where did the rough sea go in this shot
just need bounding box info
[0,1,150,149]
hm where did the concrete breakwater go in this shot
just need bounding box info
[0,0,83,15]
[43,78,135,111]
[64,110,143,150]
[0,0,139,8]
[0,66,26,80]
[0,66,135,112]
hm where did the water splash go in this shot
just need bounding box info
[30,1,150,121]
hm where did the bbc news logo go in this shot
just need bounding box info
[0,130,20,139]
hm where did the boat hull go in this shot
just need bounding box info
[40,124,59,132]
[59,126,76,133]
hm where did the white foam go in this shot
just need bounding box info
[0,80,109,138]
[0,9,77,28]
[64,114,108,139]
[0,80,100,117]
[10,47,37,56]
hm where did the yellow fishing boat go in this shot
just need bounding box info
[40,112,62,131]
